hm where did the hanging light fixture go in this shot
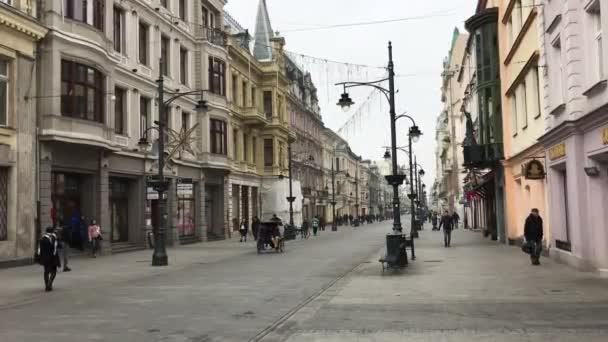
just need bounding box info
[409,125,422,143]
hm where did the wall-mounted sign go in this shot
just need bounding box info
[147,187,167,200]
[548,142,566,160]
[177,182,194,198]
[603,127,608,145]
[524,160,546,180]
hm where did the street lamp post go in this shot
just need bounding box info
[287,143,296,227]
[139,60,208,266]
[331,158,337,231]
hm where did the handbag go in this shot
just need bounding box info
[521,241,533,254]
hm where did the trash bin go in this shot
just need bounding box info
[385,233,408,268]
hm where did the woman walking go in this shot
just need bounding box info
[239,219,249,242]
[88,219,102,257]
[38,227,60,291]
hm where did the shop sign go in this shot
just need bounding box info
[524,160,546,180]
[548,142,566,160]
[177,183,194,198]
[147,187,167,200]
[603,127,608,145]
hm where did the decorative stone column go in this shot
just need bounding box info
[97,152,110,254]
[167,178,178,246]
[197,171,207,242]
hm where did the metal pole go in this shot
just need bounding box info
[388,42,402,233]
[153,60,169,266]
[409,133,417,259]
[355,159,359,225]
[288,143,295,226]
[331,158,337,230]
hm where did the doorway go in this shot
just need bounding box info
[110,178,130,242]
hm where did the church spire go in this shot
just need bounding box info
[253,0,274,61]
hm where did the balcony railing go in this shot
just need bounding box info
[196,27,227,47]
[302,187,312,196]
[463,142,503,169]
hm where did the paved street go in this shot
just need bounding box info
[1,220,608,342]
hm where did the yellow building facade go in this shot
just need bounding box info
[499,0,549,244]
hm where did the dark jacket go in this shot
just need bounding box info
[39,233,60,267]
[438,215,453,231]
[524,214,543,242]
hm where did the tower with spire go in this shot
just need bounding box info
[253,0,274,61]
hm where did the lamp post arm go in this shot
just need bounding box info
[336,81,391,103]
[395,113,417,126]
[163,90,206,107]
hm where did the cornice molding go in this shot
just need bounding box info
[0,6,47,41]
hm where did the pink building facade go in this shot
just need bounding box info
[539,0,608,274]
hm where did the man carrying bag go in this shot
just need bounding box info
[523,208,544,265]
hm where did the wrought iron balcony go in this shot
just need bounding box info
[197,27,227,47]
[462,143,503,169]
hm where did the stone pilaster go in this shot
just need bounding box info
[97,153,110,254]
[197,174,207,241]
[167,178,178,246]
[39,149,53,232]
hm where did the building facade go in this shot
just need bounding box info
[538,0,608,273]
[499,0,549,245]
[37,0,231,252]
[0,0,47,265]
[462,0,507,241]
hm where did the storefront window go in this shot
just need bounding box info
[176,180,195,237]
[110,178,129,242]
[0,167,8,241]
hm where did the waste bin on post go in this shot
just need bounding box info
[384,233,408,268]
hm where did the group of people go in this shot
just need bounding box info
[334,214,382,226]
[36,220,102,291]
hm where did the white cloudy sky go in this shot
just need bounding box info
[225,0,477,185]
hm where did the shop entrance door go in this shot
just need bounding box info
[110,178,130,242]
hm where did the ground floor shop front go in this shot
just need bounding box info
[540,109,608,274]
[39,142,227,255]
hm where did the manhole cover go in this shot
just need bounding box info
[423,260,443,263]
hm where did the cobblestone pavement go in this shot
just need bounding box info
[259,227,608,342]
[1,222,607,342]
[0,221,388,342]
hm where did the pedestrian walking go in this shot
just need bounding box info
[524,208,544,265]
[252,216,260,240]
[312,216,320,236]
[88,219,102,257]
[56,226,71,272]
[301,219,310,239]
[239,219,248,242]
[452,212,460,229]
[431,212,438,231]
[38,227,60,292]
[438,210,454,247]
[320,216,326,231]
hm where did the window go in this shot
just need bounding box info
[160,0,167,8]
[139,22,149,66]
[552,36,565,104]
[180,47,188,85]
[521,80,528,128]
[264,139,273,166]
[242,81,248,107]
[531,68,541,118]
[210,119,227,155]
[201,6,209,28]
[161,35,170,76]
[251,87,256,107]
[113,7,124,53]
[0,167,7,241]
[0,60,8,126]
[208,57,226,96]
[140,97,149,138]
[64,0,104,31]
[114,87,125,134]
[179,0,186,21]
[589,3,604,79]
[233,129,238,159]
[279,143,284,168]
[61,60,104,122]
[252,137,257,163]
[511,93,518,135]
[232,75,238,104]
[263,91,273,120]
[181,111,190,131]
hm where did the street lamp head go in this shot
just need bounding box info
[337,91,354,112]
[138,137,151,152]
[383,148,391,160]
[419,169,425,176]
[409,125,422,143]
[195,99,209,113]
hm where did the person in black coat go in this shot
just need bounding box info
[524,208,544,265]
[38,227,60,291]
[438,210,454,247]
[252,216,260,240]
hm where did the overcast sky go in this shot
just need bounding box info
[225,0,477,186]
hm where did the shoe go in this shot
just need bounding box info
[63,267,71,272]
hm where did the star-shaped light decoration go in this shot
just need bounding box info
[165,123,200,165]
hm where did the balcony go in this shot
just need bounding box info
[39,115,118,151]
[196,27,227,47]
[463,143,503,169]
[239,107,267,126]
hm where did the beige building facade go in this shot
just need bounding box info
[0,0,47,265]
